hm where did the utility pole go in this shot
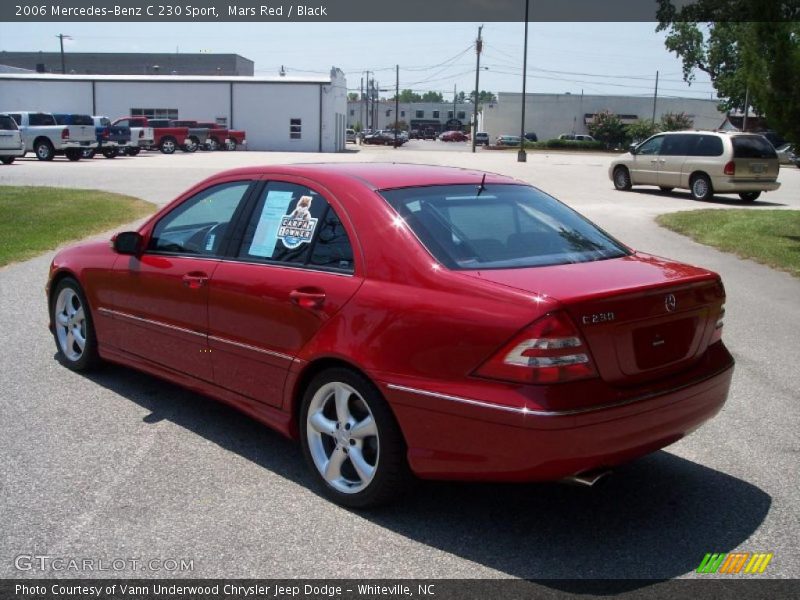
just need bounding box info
[518,0,529,162]
[471,24,483,153]
[360,76,364,135]
[743,86,750,131]
[453,83,457,128]
[57,33,72,74]
[651,70,659,124]
[394,65,399,148]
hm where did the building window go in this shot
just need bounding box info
[400,110,405,117]
[432,110,440,119]
[131,108,178,120]
[349,109,354,116]
[457,111,466,120]
[447,111,453,119]
[386,110,391,117]
[415,110,424,118]
[290,118,302,139]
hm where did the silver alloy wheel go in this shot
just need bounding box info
[54,288,87,362]
[36,143,52,160]
[161,139,176,153]
[184,138,197,152]
[306,381,379,494]
[692,177,709,198]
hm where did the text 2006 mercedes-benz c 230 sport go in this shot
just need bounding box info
[47,163,734,507]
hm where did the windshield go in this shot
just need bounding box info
[732,135,777,159]
[380,184,629,270]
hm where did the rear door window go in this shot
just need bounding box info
[689,135,724,156]
[0,115,18,130]
[30,113,56,126]
[732,136,778,159]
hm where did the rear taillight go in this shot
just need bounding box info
[61,128,69,140]
[474,311,598,384]
[724,161,735,176]
[711,304,725,344]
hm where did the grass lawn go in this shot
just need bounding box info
[0,186,154,267]
[657,209,800,278]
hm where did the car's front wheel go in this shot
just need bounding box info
[613,166,632,190]
[159,137,177,154]
[51,278,100,371]
[300,368,411,508]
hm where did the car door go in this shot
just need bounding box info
[657,134,690,189]
[0,114,21,153]
[629,135,664,185]
[110,179,256,381]
[208,179,363,407]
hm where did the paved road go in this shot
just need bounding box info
[1,147,798,586]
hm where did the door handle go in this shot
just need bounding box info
[182,272,209,289]
[290,288,326,309]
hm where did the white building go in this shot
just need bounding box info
[347,99,476,133]
[0,70,348,152]
[482,93,727,141]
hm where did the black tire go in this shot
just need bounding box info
[126,147,141,156]
[0,156,14,165]
[224,138,237,151]
[51,278,101,372]
[613,166,632,190]
[659,186,674,193]
[102,147,119,159]
[690,173,714,201]
[299,368,412,508]
[207,137,220,151]
[82,148,96,159]
[34,140,55,161]
[181,137,199,153]
[159,137,177,154]
[739,191,761,202]
[65,149,82,162]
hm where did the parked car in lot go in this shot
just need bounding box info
[524,132,538,142]
[113,116,188,154]
[110,117,154,156]
[559,133,596,142]
[775,143,795,165]
[148,119,208,153]
[345,129,357,144]
[8,111,97,161]
[496,135,521,146]
[0,113,26,164]
[363,130,406,146]
[610,131,781,202]
[78,116,131,159]
[195,122,246,151]
[474,132,490,146]
[47,163,733,508]
[422,129,438,140]
[439,130,469,142]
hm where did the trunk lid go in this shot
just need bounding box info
[462,253,725,385]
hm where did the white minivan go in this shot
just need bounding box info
[0,113,25,164]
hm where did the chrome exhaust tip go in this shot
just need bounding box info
[561,469,612,487]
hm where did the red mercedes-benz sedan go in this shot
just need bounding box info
[47,163,734,507]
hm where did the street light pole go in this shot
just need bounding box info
[57,33,72,74]
[518,0,529,163]
[394,64,399,148]
[471,25,483,153]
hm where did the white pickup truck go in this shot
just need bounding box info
[0,113,26,164]
[7,111,97,161]
[110,117,155,156]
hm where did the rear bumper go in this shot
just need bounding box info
[60,141,98,150]
[380,343,734,481]
[712,177,781,193]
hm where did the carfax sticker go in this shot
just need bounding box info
[277,195,318,249]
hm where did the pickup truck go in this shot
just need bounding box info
[196,122,246,151]
[55,115,130,159]
[7,111,97,161]
[0,113,26,164]
[109,117,154,156]
[150,119,208,152]
[112,116,187,154]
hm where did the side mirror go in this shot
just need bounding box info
[112,231,143,255]
[629,143,638,154]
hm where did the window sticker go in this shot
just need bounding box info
[248,191,295,257]
[277,196,319,249]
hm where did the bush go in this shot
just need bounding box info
[660,111,694,131]
[626,119,659,144]
[588,110,627,146]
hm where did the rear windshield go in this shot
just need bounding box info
[0,115,18,130]
[380,184,629,270]
[732,135,777,159]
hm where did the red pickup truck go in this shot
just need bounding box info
[114,116,189,154]
[196,122,246,151]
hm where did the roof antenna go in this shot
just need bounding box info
[476,173,487,196]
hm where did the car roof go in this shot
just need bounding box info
[208,162,520,190]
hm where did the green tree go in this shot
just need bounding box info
[656,1,800,144]
[347,92,359,102]
[395,89,422,102]
[660,111,694,131]
[467,90,497,106]
[626,119,660,143]
[455,91,466,104]
[421,91,444,103]
[588,111,627,147]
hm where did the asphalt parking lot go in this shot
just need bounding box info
[1,145,799,585]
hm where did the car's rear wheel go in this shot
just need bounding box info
[690,173,713,201]
[300,368,411,508]
[126,147,141,156]
[82,148,96,159]
[739,191,761,202]
[182,137,198,152]
[659,186,674,193]
[65,149,82,161]
[159,137,177,154]
[613,166,632,190]
[207,137,220,151]
[52,278,100,372]
[224,139,237,151]
[102,147,119,159]
[35,140,55,161]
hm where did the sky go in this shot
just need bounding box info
[0,21,718,102]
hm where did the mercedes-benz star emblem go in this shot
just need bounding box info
[665,294,677,312]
